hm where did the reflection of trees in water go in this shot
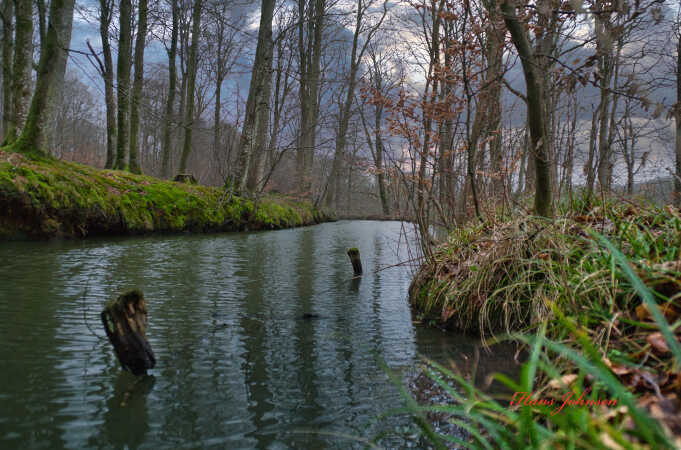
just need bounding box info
[0,243,65,448]
[155,238,203,445]
[2,222,453,448]
[286,227,326,448]
[100,373,155,449]
[414,327,522,393]
[238,234,277,448]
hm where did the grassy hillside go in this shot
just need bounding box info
[0,150,328,239]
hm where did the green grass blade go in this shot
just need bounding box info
[591,230,681,371]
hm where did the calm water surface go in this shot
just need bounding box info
[0,221,517,449]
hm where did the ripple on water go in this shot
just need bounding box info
[0,222,512,449]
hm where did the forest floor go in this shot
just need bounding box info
[0,150,329,239]
[408,199,681,448]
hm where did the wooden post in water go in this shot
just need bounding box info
[101,289,156,376]
[347,247,363,276]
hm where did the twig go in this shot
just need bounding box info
[81,252,106,341]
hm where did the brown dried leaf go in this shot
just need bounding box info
[611,364,632,377]
[598,433,624,450]
[548,374,578,389]
[636,304,651,321]
[634,302,680,323]
[647,332,671,355]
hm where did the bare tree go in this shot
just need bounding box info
[15,0,75,154]
[115,0,133,169]
[0,0,13,140]
[359,42,393,216]
[499,0,552,217]
[91,0,117,169]
[44,0,75,152]
[674,17,681,208]
[161,0,179,177]
[204,1,241,181]
[236,0,275,192]
[178,0,203,174]
[324,0,387,210]
[4,0,33,143]
[129,0,149,174]
[296,0,326,196]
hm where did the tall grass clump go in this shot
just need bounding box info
[403,199,681,447]
[410,200,681,338]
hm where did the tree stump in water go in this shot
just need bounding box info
[101,289,156,376]
[347,247,363,276]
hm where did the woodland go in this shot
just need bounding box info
[2,0,681,448]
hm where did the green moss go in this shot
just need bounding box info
[0,149,328,239]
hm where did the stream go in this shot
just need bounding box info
[0,221,518,449]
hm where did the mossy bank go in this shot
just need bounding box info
[0,150,330,239]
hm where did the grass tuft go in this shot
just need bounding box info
[403,198,681,447]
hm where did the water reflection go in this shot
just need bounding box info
[0,221,518,448]
[414,326,522,392]
[101,373,155,449]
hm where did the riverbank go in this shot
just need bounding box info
[336,214,412,222]
[408,199,681,446]
[0,150,330,239]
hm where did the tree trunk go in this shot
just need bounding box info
[5,0,33,143]
[563,96,576,197]
[625,146,634,195]
[214,73,222,154]
[43,0,74,153]
[246,0,275,192]
[176,20,188,174]
[264,38,290,188]
[359,60,390,216]
[417,0,444,225]
[178,0,202,174]
[97,0,116,169]
[375,100,389,216]
[295,0,325,196]
[37,0,47,47]
[466,105,484,219]
[129,0,148,174]
[533,0,558,197]
[236,0,274,192]
[245,57,273,192]
[500,0,552,217]
[15,0,75,154]
[595,15,614,193]
[676,32,681,207]
[161,0,179,178]
[585,106,598,197]
[213,45,223,163]
[517,128,527,195]
[485,0,505,200]
[115,0,133,169]
[1,0,13,141]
